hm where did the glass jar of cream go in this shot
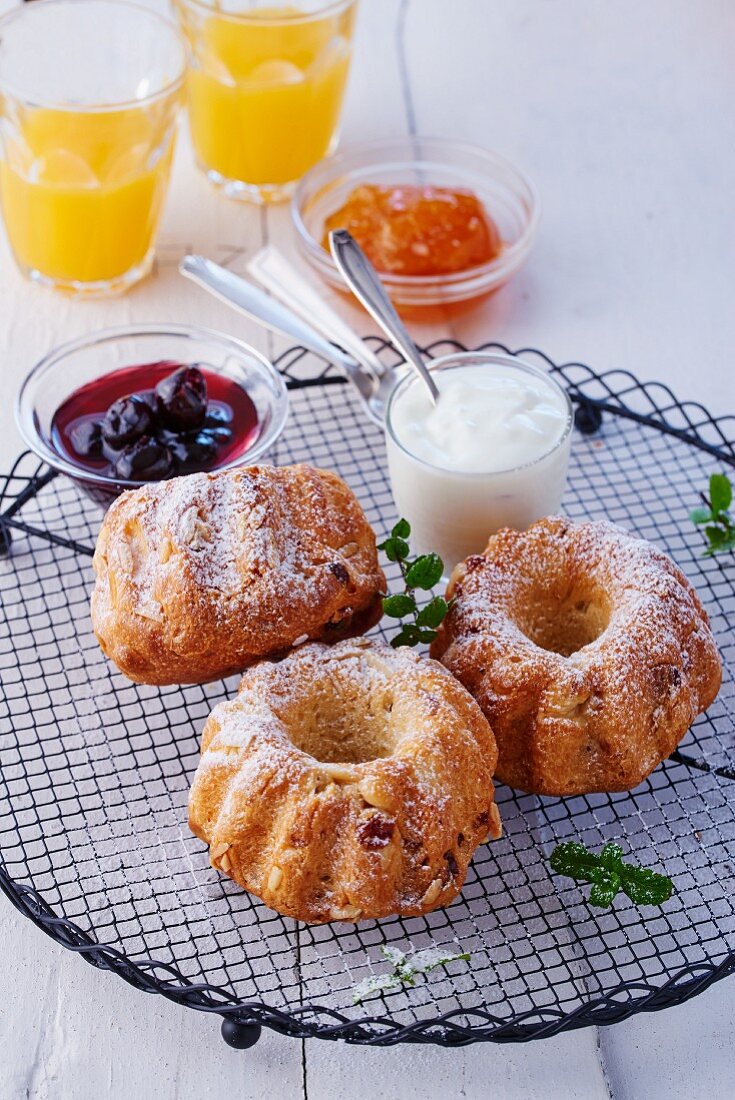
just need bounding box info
[385,352,574,569]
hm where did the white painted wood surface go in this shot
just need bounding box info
[0,1,733,1096]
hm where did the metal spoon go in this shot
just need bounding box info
[245,246,401,421]
[328,229,440,404]
[246,246,387,385]
[179,254,390,424]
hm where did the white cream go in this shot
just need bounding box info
[385,357,572,569]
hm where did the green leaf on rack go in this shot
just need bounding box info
[378,536,410,563]
[352,944,472,1003]
[691,472,735,556]
[598,842,625,871]
[391,623,421,649]
[588,868,622,908]
[709,472,732,515]
[378,521,449,647]
[621,866,674,906]
[689,506,713,526]
[549,841,673,909]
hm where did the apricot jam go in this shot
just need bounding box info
[322,184,502,278]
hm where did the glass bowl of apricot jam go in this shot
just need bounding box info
[292,136,539,314]
[16,324,289,505]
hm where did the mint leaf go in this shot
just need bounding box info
[621,866,673,906]
[549,842,597,877]
[382,593,416,618]
[416,596,449,628]
[378,521,449,648]
[589,870,621,908]
[379,536,410,562]
[381,946,407,968]
[705,525,729,546]
[422,950,471,971]
[599,842,624,871]
[704,533,735,557]
[692,474,735,556]
[391,624,421,648]
[407,948,471,976]
[549,841,673,910]
[352,973,403,1003]
[405,553,444,590]
[353,945,471,1003]
[710,472,732,514]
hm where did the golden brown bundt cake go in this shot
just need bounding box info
[91,464,385,685]
[430,516,721,796]
[188,638,502,923]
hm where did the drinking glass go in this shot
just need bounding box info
[173,0,357,203]
[0,0,186,296]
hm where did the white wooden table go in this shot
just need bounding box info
[1,2,733,1096]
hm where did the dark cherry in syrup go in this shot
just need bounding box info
[155,365,208,431]
[51,359,260,485]
[203,404,233,428]
[168,431,218,470]
[102,394,155,448]
[69,419,103,458]
[205,425,233,445]
[113,437,175,481]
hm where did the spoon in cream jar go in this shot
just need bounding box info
[328,229,440,405]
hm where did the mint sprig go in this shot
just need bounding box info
[352,944,471,1003]
[378,519,450,648]
[550,842,673,908]
[691,473,735,556]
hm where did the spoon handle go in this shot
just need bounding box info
[246,246,388,383]
[329,229,440,404]
[179,254,381,419]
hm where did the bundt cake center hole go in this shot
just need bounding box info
[283,688,399,765]
[519,588,610,656]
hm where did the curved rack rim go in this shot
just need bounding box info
[1,337,733,1045]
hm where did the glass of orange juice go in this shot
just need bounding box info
[174,0,357,203]
[0,0,186,297]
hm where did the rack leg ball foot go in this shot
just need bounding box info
[574,398,604,435]
[221,1019,262,1050]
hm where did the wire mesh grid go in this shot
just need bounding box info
[0,340,733,1045]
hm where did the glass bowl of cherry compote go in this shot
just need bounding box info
[16,324,289,505]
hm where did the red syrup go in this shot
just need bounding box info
[50,360,261,492]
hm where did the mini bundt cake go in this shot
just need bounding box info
[92,464,386,685]
[188,638,502,923]
[430,517,721,796]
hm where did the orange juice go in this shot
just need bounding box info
[0,105,177,287]
[0,0,185,294]
[176,1,356,198]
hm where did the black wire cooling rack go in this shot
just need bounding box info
[0,339,734,1050]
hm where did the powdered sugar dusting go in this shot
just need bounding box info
[91,464,385,683]
[444,517,710,661]
[433,516,721,792]
[188,639,501,922]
